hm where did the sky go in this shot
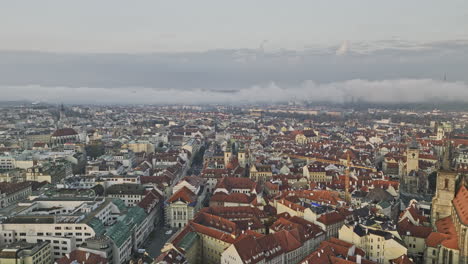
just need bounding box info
[1,1,468,104]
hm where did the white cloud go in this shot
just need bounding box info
[1,79,467,104]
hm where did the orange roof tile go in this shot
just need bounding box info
[435,216,459,250]
[167,186,196,204]
[453,185,468,225]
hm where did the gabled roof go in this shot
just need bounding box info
[434,216,459,250]
[167,186,197,204]
[106,220,132,248]
[300,238,374,264]
[397,218,432,238]
[317,211,345,226]
[138,189,161,213]
[426,232,450,248]
[215,176,257,192]
[232,235,266,263]
[178,176,206,189]
[55,249,107,264]
[87,218,106,236]
[453,185,468,225]
[210,192,256,204]
[154,248,187,264]
[52,128,78,137]
[123,206,146,227]
[112,198,127,212]
[390,254,414,264]
[106,184,146,195]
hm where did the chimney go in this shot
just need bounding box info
[356,254,362,264]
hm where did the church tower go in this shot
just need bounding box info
[436,127,445,140]
[431,170,458,225]
[238,144,246,168]
[57,104,67,129]
[224,145,232,167]
[406,140,419,175]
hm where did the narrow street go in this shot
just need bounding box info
[143,226,177,258]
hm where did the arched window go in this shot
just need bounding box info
[445,179,449,189]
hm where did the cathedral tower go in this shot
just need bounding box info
[406,140,419,175]
[431,170,458,225]
[224,145,232,167]
[238,144,246,168]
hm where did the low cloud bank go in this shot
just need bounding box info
[2,79,467,104]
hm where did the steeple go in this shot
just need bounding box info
[57,103,67,129]
[406,138,419,175]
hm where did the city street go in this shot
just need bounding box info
[143,226,177,258]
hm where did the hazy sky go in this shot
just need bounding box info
[1,1,468,104]
[2,0,468,52]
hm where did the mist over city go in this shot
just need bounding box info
[1,1,468,264]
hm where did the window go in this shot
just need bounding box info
[445,179,449,189]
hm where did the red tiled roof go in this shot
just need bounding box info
[453,185,468,225]
[273,229,302,252]
[397,218,432,238]
[279,190,343,206]
[390,254,414,264]
[154,248,186,264]
[55,250,107,264]
[52,128,78,137]
[0,182,32,196]
[232,235,266,263]
[138,189,161,213]
[317,211,345,226]
[435,216,459,250]
[167,186,196,204]
[399,203,429,224]
[300,238,374,264]
[210,193,256,204]
[426,232,450,248]
[215,176,257,193]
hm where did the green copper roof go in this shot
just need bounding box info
[123,206,146,227]
[178,231,198,250]
[87,218,106,236]
[378,200,391,209]
[106,220,131,248]
[112,198,127,212]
